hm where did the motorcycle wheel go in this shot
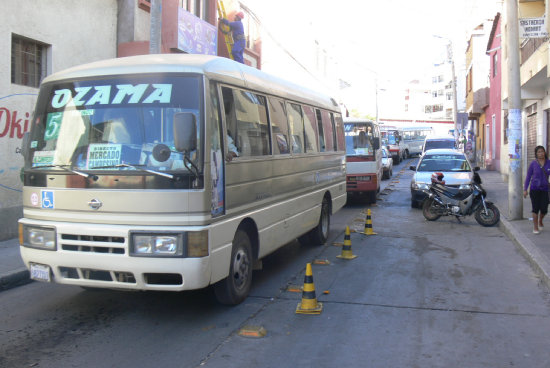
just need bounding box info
[474,203,500,227]
[422,198,441,221]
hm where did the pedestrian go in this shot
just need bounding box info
[219,11,246,64]
[523,145,550,234]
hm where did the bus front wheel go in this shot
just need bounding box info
[214,230,253,305]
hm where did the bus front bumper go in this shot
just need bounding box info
[346,175,378,192]
[19,220,216,292]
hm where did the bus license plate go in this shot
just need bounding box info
[30,263,51,282]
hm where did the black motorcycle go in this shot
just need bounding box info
[422,171,500,227]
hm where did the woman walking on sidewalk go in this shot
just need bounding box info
[524,145,550,234]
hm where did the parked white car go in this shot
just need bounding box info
[381,146,393,179]
[409,149,479,208]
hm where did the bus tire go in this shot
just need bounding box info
[367,191,377,204]
[214,230,253,305]
[308,197,330,245]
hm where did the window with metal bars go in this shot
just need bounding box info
[11,34,48,88]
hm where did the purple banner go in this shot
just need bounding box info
[177,9,217,55]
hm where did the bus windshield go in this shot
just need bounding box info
[25,75,202,174]
[344,122,376,157]
[381,130,400,145]
[403,128,432,142]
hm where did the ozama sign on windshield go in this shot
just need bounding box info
[51,84,173,109]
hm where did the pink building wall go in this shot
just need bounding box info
[485,14,502,171]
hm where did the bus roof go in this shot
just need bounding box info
[401,126,433,131]
[379,125,401,131]
[343,118,375,124]
[40,54,340,112]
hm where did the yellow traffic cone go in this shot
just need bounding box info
[337,226,357,259]
[296,263,323,314]
[360,209,377,235]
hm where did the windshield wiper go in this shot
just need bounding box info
[30,164,98,180]
[89,163,174,179]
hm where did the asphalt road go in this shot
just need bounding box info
[2,159,550,368]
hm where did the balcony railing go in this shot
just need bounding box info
[520,37,549,64]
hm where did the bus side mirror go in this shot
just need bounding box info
[373,137,380,150]
[173,112,197,153]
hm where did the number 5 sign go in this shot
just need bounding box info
[44,112,63,141]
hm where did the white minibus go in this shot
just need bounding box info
[402,126,433,156]
[18,54,347,305]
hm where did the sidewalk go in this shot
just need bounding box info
[1,168,549,292]
[0,236,30,291]
[480,169,550,286]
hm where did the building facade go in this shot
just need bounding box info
[485,13,502,172]
[1,0,118,240]
[499,0,549,179]
[466,20,492,167]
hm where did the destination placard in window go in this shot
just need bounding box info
[87,144,122,169]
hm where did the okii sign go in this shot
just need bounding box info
[519,17,549,38]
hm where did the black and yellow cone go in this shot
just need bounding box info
[296,263,323,314]
[337,226,357,259]
[360,209,377,235]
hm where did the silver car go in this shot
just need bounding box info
[381,146,393,179]
[410,149,478,208]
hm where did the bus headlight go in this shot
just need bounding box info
[22,225,56,250]
[130,231,208,257]
[131,234,183,257]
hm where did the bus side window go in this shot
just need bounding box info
[333,113,345,151]
[233,90,269,157]
[221,87,239,158]
[315,109,325,152]
[286,102,304,154]
[267,97,290,154]
[321,110,334,151]
[302,105,318,153]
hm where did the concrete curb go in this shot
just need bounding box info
[499,217,550,288]
[0,268,32,291]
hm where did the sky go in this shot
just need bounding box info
[240,0,502,116]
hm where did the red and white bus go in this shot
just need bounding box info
[380,125,407,163]
[343,118,382,203]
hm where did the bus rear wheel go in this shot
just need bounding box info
[308,197,331,245]
[214,230,253,305]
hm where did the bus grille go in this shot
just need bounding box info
[59,267,136,283]
[60,234,126,255]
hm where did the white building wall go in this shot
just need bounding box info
[473,33,490,92]
[0,0,118,239]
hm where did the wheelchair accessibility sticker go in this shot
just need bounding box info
[41,190,54,209]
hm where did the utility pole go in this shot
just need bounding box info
[375,78,379,124]
[448,43,459,140]
[149,0,162,54]
[506,0,523,220]
[433,35,458,139]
